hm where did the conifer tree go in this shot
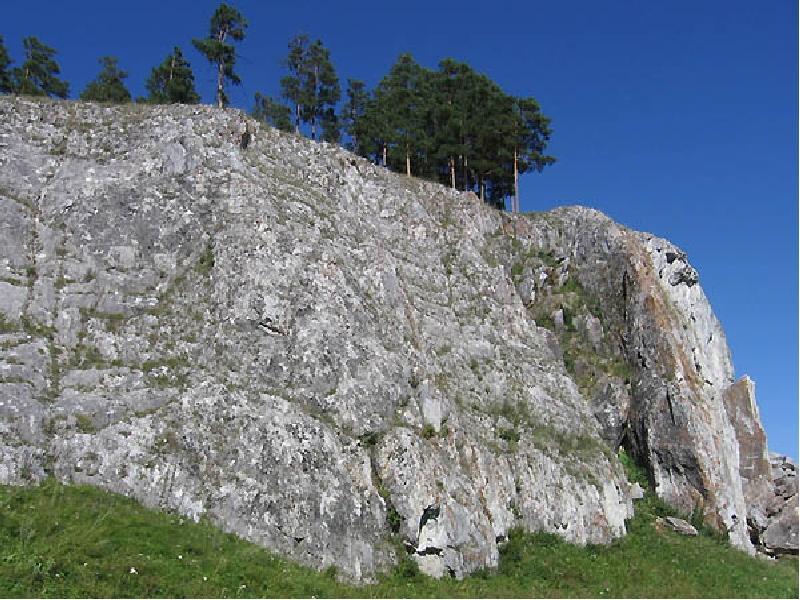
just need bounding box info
[145,47,200,104]
[374,53,429,177]
[349,55,555,209]
[510,97,555,212]
[280,35,341,141]
[252,92,292,132]
[192,3,247,108]
[11,37,68,98]
[80,56,131,103]
[341,79,368,153]
[0,35,12,94]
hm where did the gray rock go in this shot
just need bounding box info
[723,377,774,534]
[762,495,798,555]
[0,97,779,578]
[630,482,645,500]
[660,516,698,537]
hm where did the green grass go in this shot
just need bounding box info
[0,481,796,598]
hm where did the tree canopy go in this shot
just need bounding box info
[252,92,292,132]
[79,56,131,104]
[11,37,68,98]
[279,35,341,141]
[192,3,247,108]
[348,55,554,208]
[144,47,200,104]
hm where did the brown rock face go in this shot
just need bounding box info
[723,377,774,535]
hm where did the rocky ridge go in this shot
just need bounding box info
[0,97,795,579]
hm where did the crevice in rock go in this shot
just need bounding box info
[418,504,440,533]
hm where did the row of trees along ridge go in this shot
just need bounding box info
[0,3,555,211]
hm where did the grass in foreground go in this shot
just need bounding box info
[0,480,796,598]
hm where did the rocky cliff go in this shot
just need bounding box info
[0,97,794,579]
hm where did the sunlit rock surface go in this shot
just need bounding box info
[0,97,791,578]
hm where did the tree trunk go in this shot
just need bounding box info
[479,177,485,202]
[216,63,225,108]
[294,104,300,134]
[513,147,520,213]
[449,157,455,189]
[382,144,387,168]
[406,145,411,177]
[216,26,228,109]
[311,65,319,141]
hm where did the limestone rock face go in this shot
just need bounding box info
[723,377,774,535]
[761,454,799,555]
[0,97,783,578]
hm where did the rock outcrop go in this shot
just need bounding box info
[0,97,793,578]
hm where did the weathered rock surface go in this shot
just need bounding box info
[657,516,699,537]
[0,97,788,578]
[760,454,799,555]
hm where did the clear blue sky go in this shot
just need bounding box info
[4,1,797,458]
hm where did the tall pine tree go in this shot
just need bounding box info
[341,79,368,153]
[0,36,12,94]
[80,56,131,103]
[280,35,341,141]
[192,3,247,108]
[11,37,68,98]
[375,53,429,177]
[145,47,200,104]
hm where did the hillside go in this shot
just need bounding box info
[1,480,797,597]
[0,97,796,581]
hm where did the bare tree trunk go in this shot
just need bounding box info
[294,104,300,134]
[216,27,228,109]
[382,144,387,167]
[449,157,455,189]
[216,64,225,108]
[406,145,411,177]
[311,65,319,141]
[479,177,485,202]
[513,147,520,213]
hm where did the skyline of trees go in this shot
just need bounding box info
[0,3,554,210]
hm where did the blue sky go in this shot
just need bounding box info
[3,1,797,457]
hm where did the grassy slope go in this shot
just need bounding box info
[0,478,796,598]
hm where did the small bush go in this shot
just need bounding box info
[196,244,215,275]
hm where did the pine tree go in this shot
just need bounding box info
[0,35,12,94]
[376,53,429,177]
[79,56,131,103]
[145,47,200,104]
[280,35,341,141]
[252,92,292,132]
[352,90,391,166]
[511,97,556,212]
[341,79,368,153]
[280,34,308,134]
[192,3,247,108]
[11,37,68,98]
